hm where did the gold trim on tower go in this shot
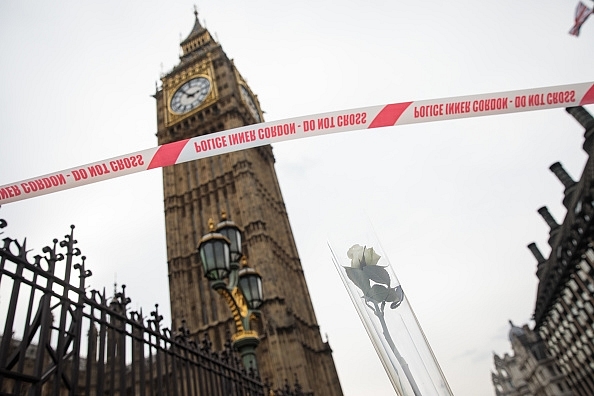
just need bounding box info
[232,65,263,123]
[238,84,262,123]
[162,58,218,126]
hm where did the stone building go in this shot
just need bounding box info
[153,11,343,395]
[492,322,571,395]
[530,106,594,395]
[493,105,594,395]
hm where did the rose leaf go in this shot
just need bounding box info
[386,286,404,303]
[366,284,389,304]
[345,267,370,292]
[362,265,391,286]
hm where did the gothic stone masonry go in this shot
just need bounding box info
[154,12,343,395]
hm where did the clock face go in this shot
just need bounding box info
[239,85,261,123]
[170,77,211,114]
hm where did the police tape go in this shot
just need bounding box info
[1,81,593,205]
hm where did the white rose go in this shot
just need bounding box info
[347,244,381,268]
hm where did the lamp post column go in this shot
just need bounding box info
[233,332,260,371]
[197,215,264,373]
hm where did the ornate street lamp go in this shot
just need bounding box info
[197,213,263,372]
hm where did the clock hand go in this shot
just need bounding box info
[182,88,196,97]
[186,87,205,98]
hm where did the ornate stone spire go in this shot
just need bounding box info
[566,106,594,153]
[181,6,205,46]
[538,206,561,247]
[550,162,577,209]
[537,206,559,231]
[528,242,547,279]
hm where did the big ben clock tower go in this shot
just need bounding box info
[154,11,343,395]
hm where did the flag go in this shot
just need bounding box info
[570,1,593,36]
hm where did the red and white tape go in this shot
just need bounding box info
[1,82,593,205]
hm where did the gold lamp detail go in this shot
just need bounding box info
[197,213,263,372]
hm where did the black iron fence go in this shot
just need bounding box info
[0,218,268,396]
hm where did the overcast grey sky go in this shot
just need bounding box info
[1,1,593,395]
